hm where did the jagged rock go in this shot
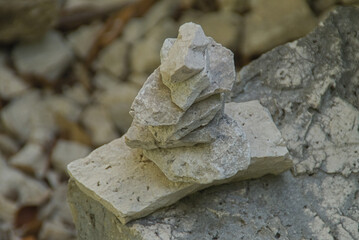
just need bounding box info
[125,113,219,150]
[67,100,290,224]
[143,114,250,183]
[0,0,58,43]
[148,94,222,143]
[130,68,185,126]
[51,140,91,174]
[160,23,209,84]
[12,31,74,81]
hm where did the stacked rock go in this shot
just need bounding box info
[125,23,250,184]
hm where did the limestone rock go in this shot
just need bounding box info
[94,39,129,79]
[67,21,103,59]
[160,22,209,84]
[9,143,47,178]
[51,140,91,174]
[130,68,185,126]
[0,0,58,43]
[148,94,222,143]
[143,114,250,184]
[0,65,28,100]
[12,31,73,81]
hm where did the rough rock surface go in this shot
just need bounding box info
[68,7,359,240]
[12,31,73,81]
[128,23,248,184]
[143,115,250,184]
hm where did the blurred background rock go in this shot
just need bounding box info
[0,0,358,239]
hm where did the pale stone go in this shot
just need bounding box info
[81,104,118,146]
[143,114,250,184]
[67,21,103,59]
[93,71,119,90]
[39,221,76,240]
[0,134,19,155]
[148,94,222,143]
[128,72,148,88]
[12,31,73,81]
[0,156,49,205]
[44,95,82,122]
[130,68,185,126]
[197,38,236,101]
[94,39,128,78]
[9,143,47,178]
[95,82,139,133]
[160,22,209,84]
[63,84,90,106]
[0,195,17,223]
[224,101,288,160]
[0,65,28,100]
[125,114,218,150]
[68,110,290,224]
[52,140,91,174]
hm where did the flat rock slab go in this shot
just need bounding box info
[143,114,250,184]
[68,102,290,225]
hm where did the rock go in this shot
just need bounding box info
[95,82,139,133]
[0,195,17,223]
[125,113,219,150]
[81,104,118,146]
[233,6,359,177]
[51,140,91,174]
[94,39,129,79]
[0,65,28,100]
[0,134,19,156]
[63,84,90,106]
[128,72,148,88]
[241,0,317,57]
[143,114,250,184]
[130,68,185,126]
[67,21,103,59]
[12,31,73,81]
[160,23,209,84]
[148,94,222,143]
[9,143,47,178]
[39,221,76,240]
[0,0,58,43]
[0,156,49,206]
[68,108,289,224]
[130,19,177,74]
[44,94,82,122]
[65,0,127,9]
[217,0,250,13]
[93,71,119,90]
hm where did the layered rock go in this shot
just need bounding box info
[127,22,249,184]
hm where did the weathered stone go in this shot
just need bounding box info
[160,22,209,84]
[12,31,73,81]
[9,143,47,178]
[144,114,250,184]
[125,113,220,150]
[81,105,118,146]
[67,21,103,59]
[130,68,185,126]
[0,156,50,206]
[68,103,289,224]
[52,140,91,174]
[148,94,222,143]
[0,0,58,43]
[0,65,28,100]
[94,39,129,79]
[197,38,236,101]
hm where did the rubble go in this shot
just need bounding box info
[0,65,28,100]
[12,31,73,81]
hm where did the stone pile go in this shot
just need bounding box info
[126,23,250,184]
[68,22,292,227]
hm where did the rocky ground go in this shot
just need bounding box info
[0,0,358,239]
